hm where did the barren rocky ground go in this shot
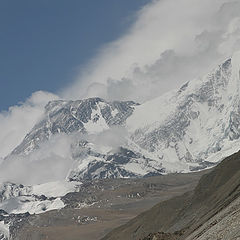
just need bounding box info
[11,171,207,240]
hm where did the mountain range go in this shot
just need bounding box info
[0,51,240,239]
[5,51,240,179]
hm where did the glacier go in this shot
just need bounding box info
[127,52,240,172]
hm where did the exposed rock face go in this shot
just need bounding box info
[68,147,164,180]
[11,98,137,156]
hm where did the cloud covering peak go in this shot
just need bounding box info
[62,0,240,103]
[0,91,58,158]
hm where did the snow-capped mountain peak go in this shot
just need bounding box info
[127,53,240,172]
[11,98,138,156]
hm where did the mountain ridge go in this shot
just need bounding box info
[4,52,240,181]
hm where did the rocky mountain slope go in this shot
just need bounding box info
[8,97,164,180]
[11,98,137,156]
[102,149,240,240]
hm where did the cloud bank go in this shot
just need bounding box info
[62,0,240,103]
[0,127,128,185]
[0,133,73,185]
[0,91,58,159]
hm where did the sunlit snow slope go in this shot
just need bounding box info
[127,52,240,172]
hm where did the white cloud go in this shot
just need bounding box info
[0,133,73,185]
[62,0,240,103]
[0,91,58,159]
[0,128,128,185]
[87,126,128,150]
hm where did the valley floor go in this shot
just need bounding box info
[12,171,207,240]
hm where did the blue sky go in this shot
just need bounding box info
[0,0,239,160]
[0,0,149,111]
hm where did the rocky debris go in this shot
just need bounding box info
[62,171,203,209]
[74,215,98,225]
[141,230,184,240]
[186,193,240,240]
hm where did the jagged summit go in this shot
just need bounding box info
[11,97,138,156]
